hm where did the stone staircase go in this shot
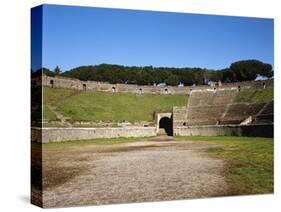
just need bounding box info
[185,89,237,125]
[184,89,273,126]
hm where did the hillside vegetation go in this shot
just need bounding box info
[234,87,273,103]
[35,59,273,86]
[43,87,187,122]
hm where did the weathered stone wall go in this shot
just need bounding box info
[42,75,188,95]
[42,75,273,95]
[173,83,274,126]
[173,124,273,137]
[173,107,188,127]
[155,113,172,134]
[37,75,274,139]
[44,120,154,128]
[32,127,156,143]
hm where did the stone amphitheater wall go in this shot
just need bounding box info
[32,127,156,143]
[173,86,273,127]
[34,75,274,139]
[41,75,273,95]
[173,124,273,137]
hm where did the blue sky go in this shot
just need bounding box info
[35,4,273,71]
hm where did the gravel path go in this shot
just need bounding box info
[42,137,228,207]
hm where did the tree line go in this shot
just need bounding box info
[32,59,273,86]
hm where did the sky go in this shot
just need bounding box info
[32,4,274,71]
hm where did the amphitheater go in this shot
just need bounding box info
[32,75,273,143]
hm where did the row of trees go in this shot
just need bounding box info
[33,60,273,86]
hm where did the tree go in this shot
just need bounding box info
[54,66,62,76]
[230,60,273,81]
[32,67,55,77]
[193,70,205,85]
[57,59,273,85]
[221,68,232,82]
[136,69,154,85]
[166,74,179,86]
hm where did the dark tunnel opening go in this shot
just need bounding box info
[159,117,173,136]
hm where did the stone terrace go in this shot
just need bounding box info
[173,87,273,126]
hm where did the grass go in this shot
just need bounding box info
[43,87,79,121]
[43,87,187,121]
[43,87,79,105]
[43,105,57,121]
[234,87,273,103]
[175,136,274,195]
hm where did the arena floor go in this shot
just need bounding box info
[40,136,229,208]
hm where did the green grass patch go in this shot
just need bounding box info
[43,105,57,121]
[43,87,79,105]
[234,87,273,103]
[175,136,273,195]
[43,87,187,121]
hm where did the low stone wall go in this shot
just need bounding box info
[32,127,157,143]
[41,75,272,95]
[45,120,154,128]
[42,75,188,95]
[173,124,273,138]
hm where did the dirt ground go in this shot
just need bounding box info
[40,136,229,208]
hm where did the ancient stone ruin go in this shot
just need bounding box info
[31,75,273,142]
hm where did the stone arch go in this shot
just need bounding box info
[139,88,143,94]
[112,86,116,92]
[159,116,173,136]
[238,85,241,92]
[50,80,54,88]
[164,88,168,94]
[83,84,87,91]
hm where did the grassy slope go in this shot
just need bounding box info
[176,136,273,195]
[43,87,187,121]
[43,86,273,121]
[43,87,79,121]
[234,87,273,103]
[43,105,57,121]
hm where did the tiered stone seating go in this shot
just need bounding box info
[185,89,236,125]
[259,101,274,115]
[211,90,237,105]
[186,105,226,125]
[253,114,274,124]
[252,101,274,124]
[173,107,188,127]
[184,89,273,126]
[222,103,264,122]
[188,91,215,106]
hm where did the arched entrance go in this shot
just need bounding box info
[156,112,173,136]
[50,80,54,88]
[83,84,87,91]
[158,116,173,136]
